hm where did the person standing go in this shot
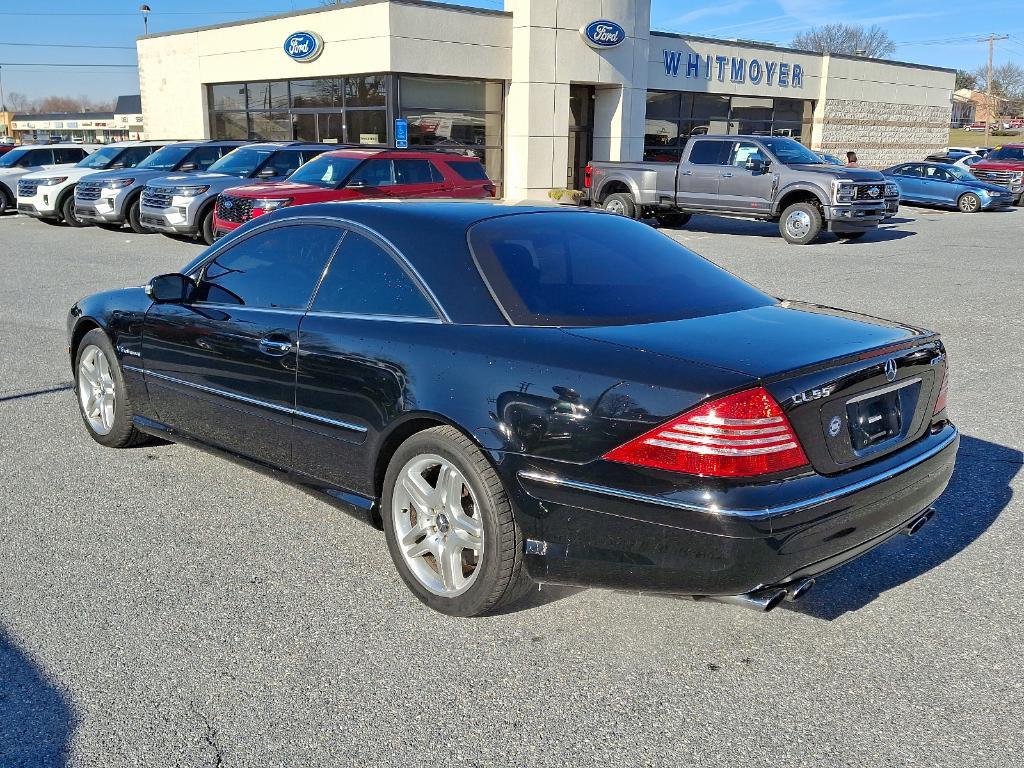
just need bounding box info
[846,151,859,167]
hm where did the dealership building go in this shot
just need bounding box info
[137,0,955,199]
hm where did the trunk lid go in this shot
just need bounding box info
[565,302,945,474]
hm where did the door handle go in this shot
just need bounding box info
[258,338,293,356]
[680,170,693,176]
[721,172,734,178]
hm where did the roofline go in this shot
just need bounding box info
[650,31,957,75]
[138,0,509,42]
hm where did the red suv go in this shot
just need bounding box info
[213,148,496,236]
[970,143,1024,205]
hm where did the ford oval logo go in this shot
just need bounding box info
[284,31,324,63]
[581,20,626,49]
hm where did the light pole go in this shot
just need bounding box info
[140,5,151,35]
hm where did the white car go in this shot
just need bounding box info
[953,154,987,170]
[0,143,98,215]
[947,146,991,156]
[17,141,167,226]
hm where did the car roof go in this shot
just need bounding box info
[318,147,481,160]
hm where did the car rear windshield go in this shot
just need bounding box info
[468,212,774,327]
[985,146,1024,161]
[137,145,193,171]
[287,155,364,187]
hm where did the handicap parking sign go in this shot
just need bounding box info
[395,119,409,149]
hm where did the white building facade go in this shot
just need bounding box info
[137,0,955,199]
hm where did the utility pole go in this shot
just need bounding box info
[979,34,1008,146]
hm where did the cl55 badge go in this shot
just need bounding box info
[792,385,836,404]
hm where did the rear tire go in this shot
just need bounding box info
[655,211,691,228]
[126,196,152,234]
[602,192,638,219]
[957,192,981,213]
[779,201,822,245]
[61,192,87,227]
[382,425,531,617]
[74,329,149,449]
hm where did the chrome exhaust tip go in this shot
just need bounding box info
[784,577,816,603]
[708,587,788,612]
[903,507,936,537]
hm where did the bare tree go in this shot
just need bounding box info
[5,92,33,112]
[973,62,1024,118]
[791,24,896,58]
[955,70,978,91]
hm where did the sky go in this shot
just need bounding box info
[1,0,1023,108]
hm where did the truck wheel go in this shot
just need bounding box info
[655,211,691,228]
[957,193,981,213]
[61,192,87,228]
[126,196,152,235]
[200,208,216,246]
[602,193,638,219]
[779,202,822,245]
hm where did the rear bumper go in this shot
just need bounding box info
[511,424,958,596]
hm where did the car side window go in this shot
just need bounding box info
[193,225,342,309]
[348,159,396,187]
[688,141,727,165]
[728,142,764,168]
[53,148,86,163]
[262,151,306,178]
[116,146,158,167]
[899,165,923,178]
[393,159,438,185]
[924,166,947,180]
[22,149,53,166]
[186,146,226,171]
[311,231,436,318]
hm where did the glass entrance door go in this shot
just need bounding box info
[568,85,594,191]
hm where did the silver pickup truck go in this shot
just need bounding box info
[584,135,899,244]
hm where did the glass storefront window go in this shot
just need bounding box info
[291,78,343,108]
[401,77,503,113]
[346,75,387,107]
[347,110,387,145]
[247,81,289,111]
[691,93,731,121]
[210,83,246,112]
[646,92,680,120]
[248,112,292,141]
[212,111,247,140]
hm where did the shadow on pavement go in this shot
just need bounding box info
[789,434,1020,621]
[657,215,917,243]
[0,384,72,404]
[0,627,75,766]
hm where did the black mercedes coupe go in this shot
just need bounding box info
[68,202,958,616]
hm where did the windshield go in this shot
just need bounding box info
[985,146,1024,161]
[468,212,774,327]
[207,148,275,177]
[947,166,976,181]
[137,145,193,171]
[759,137,826,165]
[0,147,29,168]
[288,155,363,187]
[77,146,123,169]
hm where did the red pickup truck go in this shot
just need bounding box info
[213,147,496,237]
[969,144,1024,204]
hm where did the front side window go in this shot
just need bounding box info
[183,146,228,171]
[288,155,363,187]
[53,148,87,164]
[78,147,123,169]
[260,149,314,178]
[194,225,342,309]
[469,212,773,327]
[311,232,436,318]
[207,148,275,177]
[138,145,193,171]
[728,142,765,168]
[348,159,396,187]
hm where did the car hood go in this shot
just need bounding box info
[562,302,933,379]
[972,161,1024,171]
[960,178,1015,193]
[21,165,101,183]
[226,181,326,198]
[146,172,254,192]
[788,164,887,182]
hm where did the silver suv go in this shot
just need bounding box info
[140,142,331,245]
[74,140,246,233]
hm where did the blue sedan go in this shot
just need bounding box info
[881,162,1015,212]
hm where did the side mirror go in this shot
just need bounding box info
[346,179,368,189]
[257,167,277,178]
[145,273,196,303]
[178,162,198,172]
[745,158,769,173]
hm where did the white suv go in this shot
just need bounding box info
[17,141,167,226]
[0,144,99,215]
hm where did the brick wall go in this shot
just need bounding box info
[814,99,950,167]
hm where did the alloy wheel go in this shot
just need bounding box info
[392,454,484,597]
[77,345,116,435]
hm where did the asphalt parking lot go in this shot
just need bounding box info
[1,207,1021,767]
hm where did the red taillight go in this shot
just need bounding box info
[933,367,949,414]
[584,164,593,189]
[603,387,809,478]
[483,183,497,197]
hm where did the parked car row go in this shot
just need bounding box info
[4,139,497,245]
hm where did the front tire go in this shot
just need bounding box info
[602,192,638,219]
[74,329,147,449]
[655,211,691,228]
[779,201,822,245]
[957,192,981,213]
[200,207,216,246]
[126,196,152,234]
[382,426,531,617]
[61,191,87,227]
